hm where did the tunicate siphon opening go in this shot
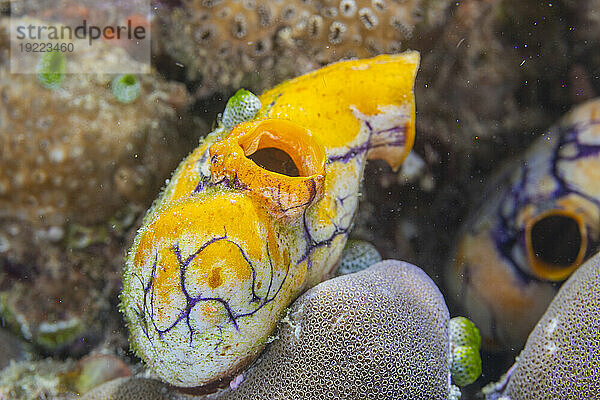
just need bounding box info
[236,119,325,178]
[248,148,300,177]
[209,118,326,220]
[526,211,587,281]
[531,215,581,266]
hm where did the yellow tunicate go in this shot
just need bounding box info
[122,52,419,388]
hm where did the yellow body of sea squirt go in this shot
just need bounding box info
[121,52,419,387]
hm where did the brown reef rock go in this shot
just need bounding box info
[0,17,200,352]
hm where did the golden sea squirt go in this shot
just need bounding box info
[121,52,419,387]
[446,98,600,351]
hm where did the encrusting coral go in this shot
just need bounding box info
[214,260,452,399]
[482,251,600,399]
[0,17,199,351]
[155,0,451,95]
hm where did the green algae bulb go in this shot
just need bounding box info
[37,51,66,90]
[451,345,482,387]
[112,74,141,104]
[336,239,382,276]
[221,88,261,129]
[449,317,482,387]
[449,316,482,349]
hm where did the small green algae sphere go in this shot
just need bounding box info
[37,50,66,89]
[451,345,482,387]
[449,316,482,349]
[449,317,482,387]
[111,74,141,104]
[336,239,382,276]
[222,88,261,129]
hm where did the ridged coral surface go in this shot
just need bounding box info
[215,260,450,399]
[156,0,449,94]
[503,252,600,399]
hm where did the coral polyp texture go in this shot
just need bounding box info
[335,238,382,275]
[483,251,600,399]
[215,260,451,399]
[446,98,600,351]
[156,0,448,95]
[0,18,196,350]
[121,52,419,387]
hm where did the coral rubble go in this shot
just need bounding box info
[0,354,131,399]
[0,359,75,400]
